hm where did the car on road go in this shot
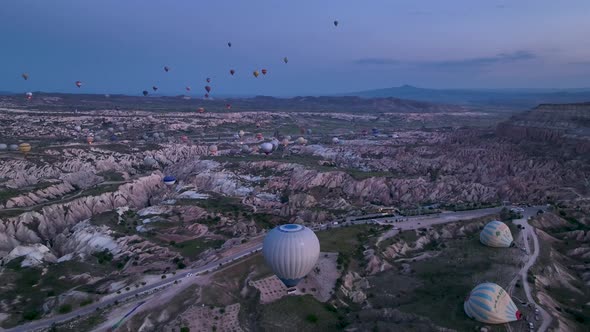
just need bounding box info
[529,322,534,329]
[534,308,539,313]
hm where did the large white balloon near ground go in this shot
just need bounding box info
[480,220,513,247]
[262,224,320,287]
[464,283,521,324]
[260,142,273,155]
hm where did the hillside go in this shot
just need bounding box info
[345,85,590,109]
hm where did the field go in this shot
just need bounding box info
[370,226,523,331]
[258,295,340,331]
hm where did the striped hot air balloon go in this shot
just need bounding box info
[163,175,176,186]
[464,283,522,324]
[263,224,320,287]
[480,220,513,248]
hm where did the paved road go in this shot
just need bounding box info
[5,241,263,332]
[507,207,552,332]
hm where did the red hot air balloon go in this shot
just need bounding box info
[75,81,82,88]
[205,85,211,93]
[261,69,268,75]
[255,133,263,140]
[230,69,235,76]
[197,107,205,113]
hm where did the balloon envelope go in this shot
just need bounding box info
[263,224,320,287]
[480,221,513,248]
[163,175,176,186]
[464,283,521,324]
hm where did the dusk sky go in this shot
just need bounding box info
[1,0,590,96]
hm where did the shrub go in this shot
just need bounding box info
[58,304,72,314]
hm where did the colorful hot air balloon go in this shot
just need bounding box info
[260,142,273,155]
[297,137,306,145]
[205,86,211,93]
[263,224,320,287]
[230,69,235,76]
[25,92,33,100]
[282,138,289,147]
[209,144,218,155]
[164,66,170,72]
[283,57,288,64]
[163,175,176,186]
[197,107,205,113]
[255,133,263,140]
[18,143,31,155]
[75,81,82,88]
[334,20,339,27]
[480,221,514,248]
[142,90,149,96]
[152,86,158,91]
[22,73,29,80]
[253,70,260,78]
[87,136,94,144]
[261,69,268,75]
[464,283,522,324]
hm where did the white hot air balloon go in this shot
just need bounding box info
[74,125,82,132]
[262,224,320,287]
[0,143,7,150]
[260,142,273,155]
[332,137,340,144]
[209,144,218,155]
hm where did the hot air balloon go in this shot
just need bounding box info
[181,135,188,143]
[281,138,289,147]
[204,93,209,99]
[283,57,288,64]
[253,71,260,78]
[238,130,245,137]
[270,139,279,150]
[9,144,18,151]
[226,104,232,110]
[110,135,118,142]
[209,144,218,155]
[255,133,263,140]
[332,137,340,144]
[241,145,251,154]
[256,123,261,128]
[464,283,521,324]
[74,125,82,132]
[205,86,211,93]
[163,175,176,186]
[197,107,205,113]
[306,128,312,135]
[143,90,149,96]
[260,142,273,155]
[263,224,320,287]
[0,144,7,150]
[108,127,115,133]
[230,69,235,76]
[18,143,31,156]
[87,136,94,144]
[25,92,32,100]
[361,129,368,136]
[261,69,268,75]
[228,42,232,47]
[297,137,306,145]
[164,66,170,72]
[22,73,29,80]
[152,86,158,91]
[480,221,514,248]
[206,78,211,83]
[75,81,82,88]
[334,20,339,27]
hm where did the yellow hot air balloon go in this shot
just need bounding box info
[253,70,260,78]
[18,143,31,156]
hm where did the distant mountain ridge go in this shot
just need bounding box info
[344,85,590,109]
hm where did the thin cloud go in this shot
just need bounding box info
[354,51,537,69]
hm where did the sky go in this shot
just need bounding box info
[1,0,590,96]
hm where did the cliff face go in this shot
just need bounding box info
[497,102,590,153]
